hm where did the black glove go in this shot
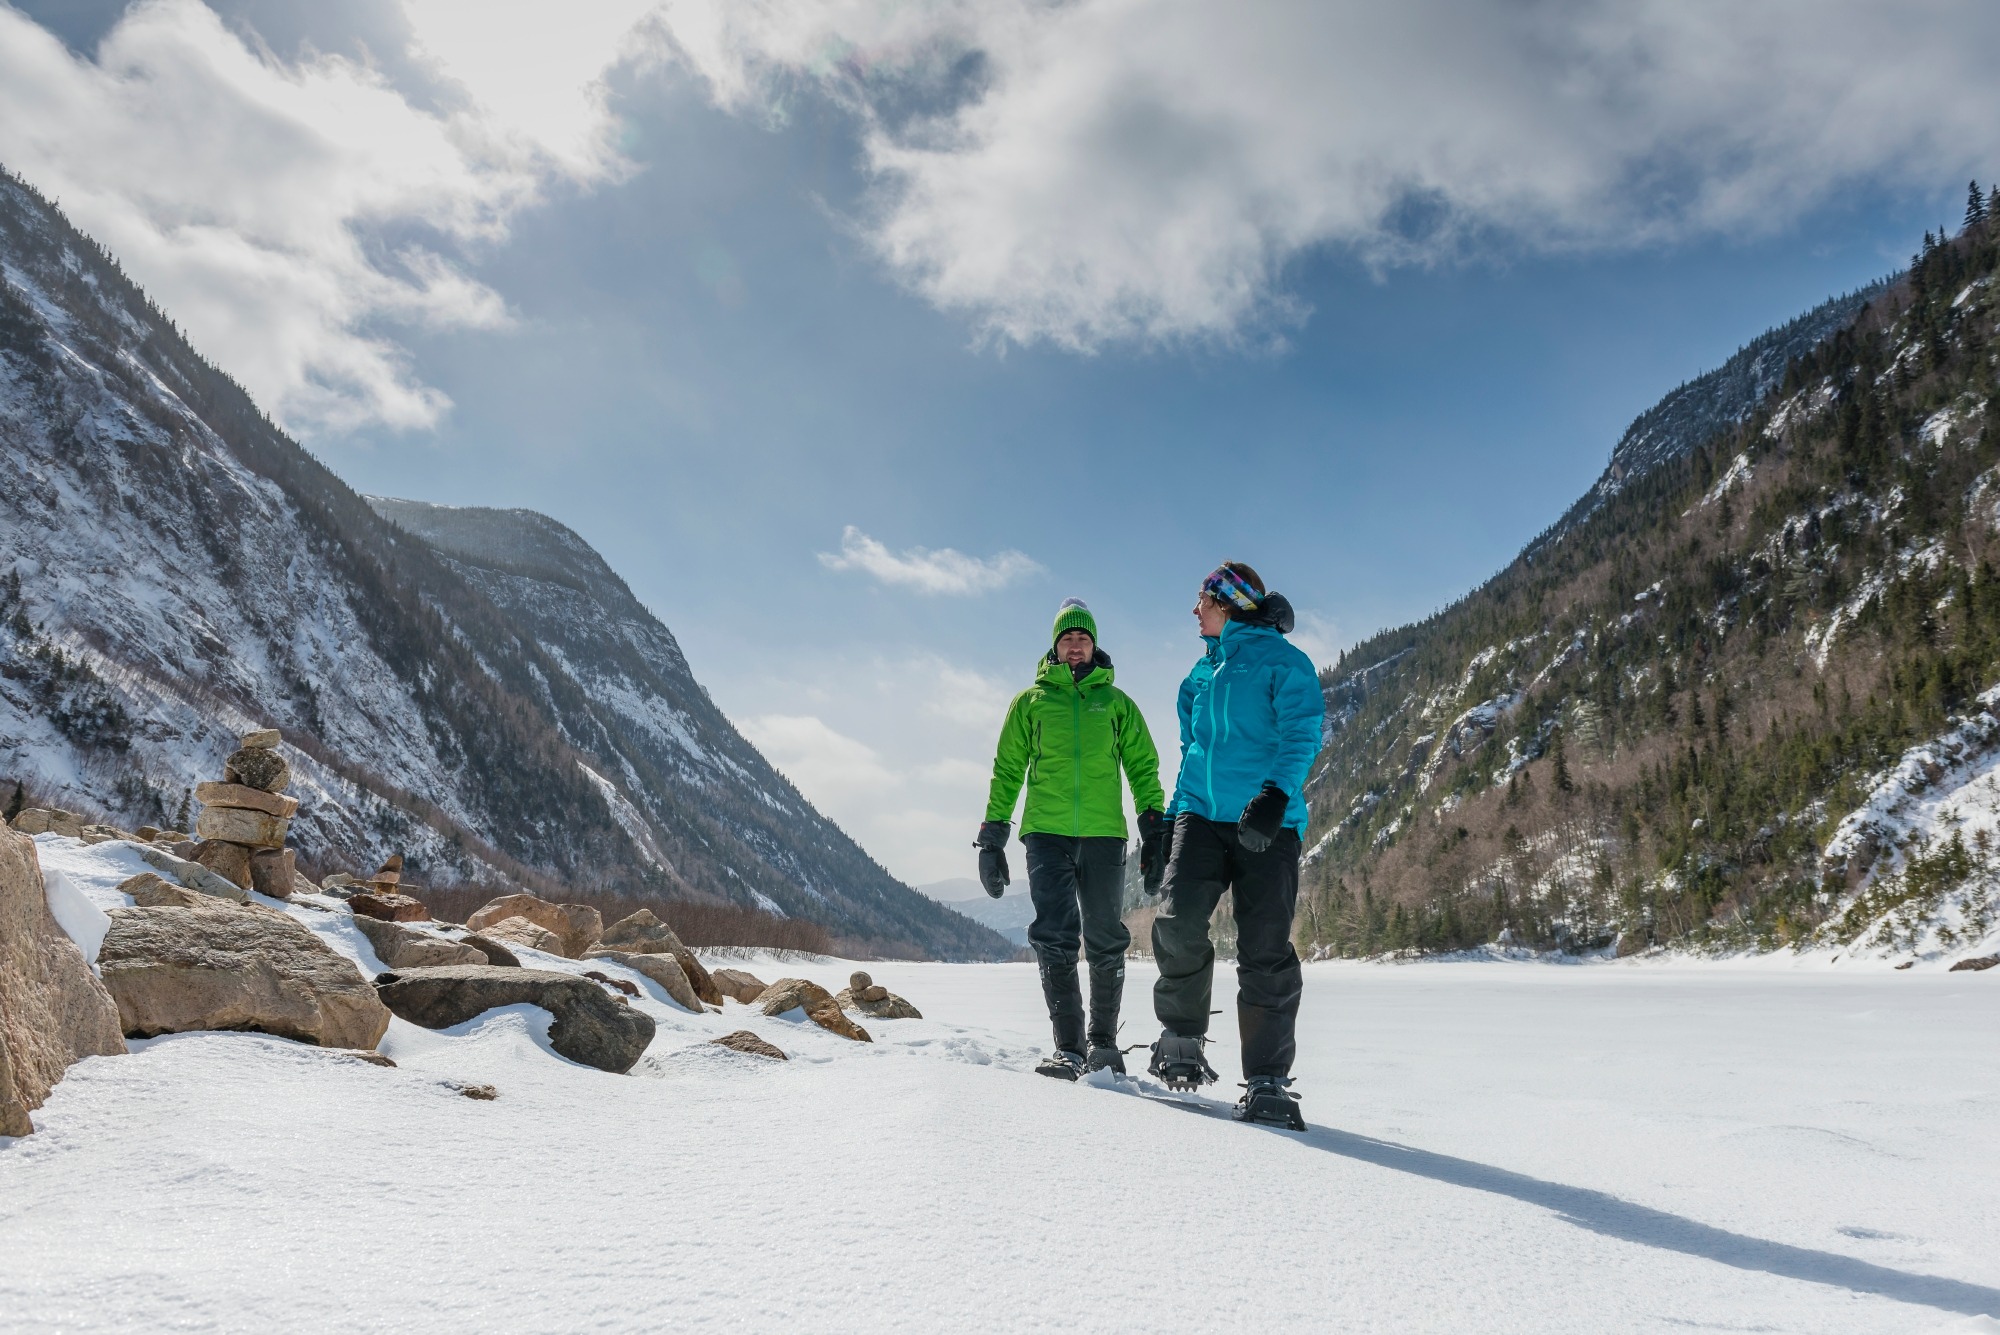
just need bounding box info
[1138,809,1172,895]
[1237,782,1289,853]
[975,821,1011,897]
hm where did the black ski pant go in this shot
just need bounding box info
[1024,833,1130,1054]
[1151,814,1302,1079]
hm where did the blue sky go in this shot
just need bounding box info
[3,0,1993,884]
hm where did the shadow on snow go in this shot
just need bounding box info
[1292,1125,2000,1318]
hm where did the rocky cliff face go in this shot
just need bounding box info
[0,169,1008,960]
[1541,285,1884,548]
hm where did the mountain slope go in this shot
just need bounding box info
[1548,285,1884,543]
[366,497,1004,956]
[1303,207,2000,965]
[0,166,1009,960]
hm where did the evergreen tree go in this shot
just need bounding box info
[1967,181,1988,230]
[1551,728,1575,794]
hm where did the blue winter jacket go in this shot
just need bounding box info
[1168,620,1326,833]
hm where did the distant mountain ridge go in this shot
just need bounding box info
[1531,285,1886,554]
[0,167,1010,960]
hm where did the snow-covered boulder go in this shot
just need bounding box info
[477,915,564,955]
[710,968,768,1004]
[350,915,489,969]
[711,1030,786,1060]
[98,903,391,1051]
[597,908,683,954]
[585,949,704,1013]
[136,845,249,904]
[458,932,522,967]
[590,909,723,1004]
[756,979,871,1042]
[347,890,429,922]
[466,894,602,959]
[118,875,208,909]
[0,828,126,1136]
[372,966,656,1073]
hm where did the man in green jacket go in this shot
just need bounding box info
[979,598,1170,1080]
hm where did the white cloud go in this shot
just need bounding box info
[739,704,998,887]
[737,712,899,795]
[818,525,1043,595]
[1286,610,1346,673]
[723,650,1052,885]
[650,0,2000,349]
[0,0,648,435]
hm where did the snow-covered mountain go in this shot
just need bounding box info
[1304,211,2000,967]
[0,168,1009,960]
[917,878,1033,946]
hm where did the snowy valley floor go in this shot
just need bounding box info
[4,847,1999,1332]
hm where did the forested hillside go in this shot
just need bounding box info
[1302,188,2000,963]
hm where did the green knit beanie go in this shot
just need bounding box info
[1052,597,1097,646]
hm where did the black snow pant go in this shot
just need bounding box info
[1024,834,1131,1055]
[1151,813,1303,1079]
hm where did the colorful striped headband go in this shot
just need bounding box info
[1201,565,1262,613]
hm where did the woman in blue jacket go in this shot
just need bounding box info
[1149,561,1324,1129]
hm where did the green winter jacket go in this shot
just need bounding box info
[985,652,1166,838]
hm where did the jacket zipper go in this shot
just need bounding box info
[1071,683,1084,835]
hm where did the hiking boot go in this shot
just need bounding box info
[1085,1044,1127,1075]
[1233,1075,1306,1130]
[1035,1050,1086,1081]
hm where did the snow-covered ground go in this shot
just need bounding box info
[4,837,1999,1333]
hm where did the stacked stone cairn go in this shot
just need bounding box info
[834,970,922,1020]
[190,729,298,899]
[347,854,430,922]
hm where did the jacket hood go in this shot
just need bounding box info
[1233,590,1296,634]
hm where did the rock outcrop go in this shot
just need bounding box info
[587,909,719,1005]
[598,908,680,952]
[351,915,490,969]
[347,890,431,922]
[835,970,923,1020]
[710,967,769,1004]
[711,1030,787,1060]
[466,894,602,959]
[475,915,563,955]
[0,829,126,1136]
[9,808,84,838]
[136,846,249,904]
[97,902,390,1050]
[372,966,655,1073]
[224,745,290,794]
[458,933,522,968]
[756,978,871,1042]
[584,948,703,1013]
[117,873,207,909]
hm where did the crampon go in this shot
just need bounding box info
[1146,1033,1218,1092]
